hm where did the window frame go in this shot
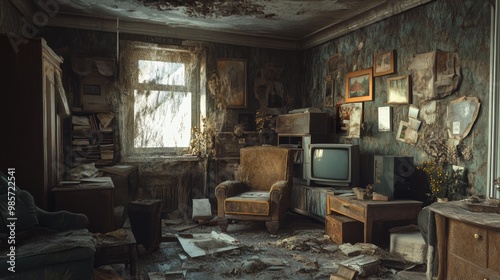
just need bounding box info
[120,41,201,158]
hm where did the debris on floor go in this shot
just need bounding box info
[330,264,358,280]
[339,242,378,256]
[176,231,240,258]
[340,254,380,277]
[132,212,427,280]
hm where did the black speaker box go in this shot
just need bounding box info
[373,155,415,199]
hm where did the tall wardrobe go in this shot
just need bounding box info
[0,35,69,210]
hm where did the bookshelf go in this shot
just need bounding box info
[68,110,115,167]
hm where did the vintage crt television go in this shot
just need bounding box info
[373,155,414,199]
[305,144,360,187]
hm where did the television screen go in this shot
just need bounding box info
[312,148,349,180]
[306,144,360,187]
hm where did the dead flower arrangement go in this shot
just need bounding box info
[417,160,467,201]
[186,117,217,158]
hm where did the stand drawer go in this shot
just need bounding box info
[325,214,363,244]
[329,196,365,220]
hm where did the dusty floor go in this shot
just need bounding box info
[96,212,427,280]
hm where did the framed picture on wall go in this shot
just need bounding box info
[345,68,373,103]
[80,73,110,111]
[387,75,410,104]
[373,50,395,77]
[378,106,392,132]
[339,102,363,138]
[217,58,247,108]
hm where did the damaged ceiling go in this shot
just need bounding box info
[13,0,433,49]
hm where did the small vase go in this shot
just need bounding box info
[437,197,448,203]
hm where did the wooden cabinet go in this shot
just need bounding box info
[0,36,69,210]
[276,112,331,220]
[291,184,334,222]
[431,202,500,280]
[276,112,329,134]
[52,177,115,233]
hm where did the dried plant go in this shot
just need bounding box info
[417,160,467,200]
[255,111,276,132]
[186,116,217,158]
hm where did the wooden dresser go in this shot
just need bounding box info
[429,201,500,280]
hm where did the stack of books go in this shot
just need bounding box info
[70,111,115,167]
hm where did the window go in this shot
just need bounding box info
[120,41,202,157]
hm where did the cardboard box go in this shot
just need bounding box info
[276,112,329,134]
[325,214,364,244]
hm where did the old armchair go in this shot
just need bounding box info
[215,146,294,234]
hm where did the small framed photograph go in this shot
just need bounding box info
[345,68,373,103]
[80,73,109,110]
[373,50,395,77]
[396,120,419,145]
[408,105,420,119]
[387,75,410,104]
[378,106,392,132]
[339,102,363,138]
[217,58,247,108]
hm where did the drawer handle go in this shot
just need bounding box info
[474,233,481,239]
[342,205,349,209]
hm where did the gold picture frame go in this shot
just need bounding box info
[387,75,410,104]
[217,58,247,108]
[373,50,395,77]
[345,68,373,103]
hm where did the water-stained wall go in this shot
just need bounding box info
[302,0,491,197]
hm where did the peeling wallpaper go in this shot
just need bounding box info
[301,0,491,196]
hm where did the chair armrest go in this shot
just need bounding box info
[37,208,89,231]
[215,181,249,218]
[215,180,249,200]
[269,180,288,202]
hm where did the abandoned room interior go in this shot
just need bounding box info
[1,0,500,279]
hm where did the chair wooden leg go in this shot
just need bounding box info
[218,218,228,232]
[266,221,279,234]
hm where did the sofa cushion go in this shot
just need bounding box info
[0,227,96,276]
[224,191,270,215]
[0,171,18,195]
[0,190,39,235]
[0,172,38,235]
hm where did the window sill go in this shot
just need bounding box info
[122,155,204,163]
